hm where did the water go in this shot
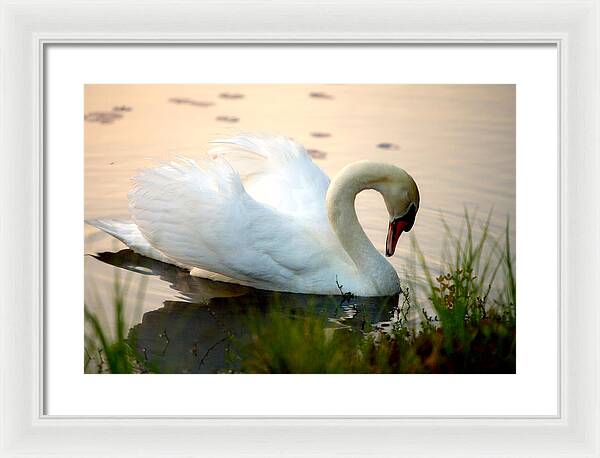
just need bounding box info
[84,84,515,373]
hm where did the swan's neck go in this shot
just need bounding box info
[326,162,398,293]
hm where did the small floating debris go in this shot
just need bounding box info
[377,142,400,150]
[168,97,214,107]
[219,92,244,100]
[309,91,334,99]
[215,115,239,123]
[307,149,327,159]
[109,161,115,165]
[84,111,123,124]
[310,132,331,138]
[112,105,132,112]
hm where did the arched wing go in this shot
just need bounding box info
[208,134,331,223]
[128,155,330,290]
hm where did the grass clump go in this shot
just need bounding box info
[414,211,515,338]
[84,272,153,374]
[234,306,365,373]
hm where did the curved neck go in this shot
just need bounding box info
[326,162,395,288]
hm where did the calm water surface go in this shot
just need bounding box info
[84,84,515,373]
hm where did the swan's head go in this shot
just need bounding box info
[371,165,420,257]
[327,160,420,257]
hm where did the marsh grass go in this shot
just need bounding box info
[233,306,362,373]
[84,211,516,374]
[84,271,152,373]
[410,211,515,341]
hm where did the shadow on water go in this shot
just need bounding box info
[92,249,400,373]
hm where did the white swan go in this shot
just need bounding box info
[88,134,420,296]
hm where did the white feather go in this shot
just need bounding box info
[208,134,330,222]
[86,219,177,265]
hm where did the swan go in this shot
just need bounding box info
[88,134,420,296]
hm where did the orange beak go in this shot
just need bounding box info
[385,205,417,257]
[386,219,410,257]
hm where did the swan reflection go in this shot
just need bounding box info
[93,249,400,373]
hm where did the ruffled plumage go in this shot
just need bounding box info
[100,134,349,293]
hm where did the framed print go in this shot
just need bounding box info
[1,1,599,457]
[48,46,552,417]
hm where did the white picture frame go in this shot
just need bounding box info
[0,0,598,456]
